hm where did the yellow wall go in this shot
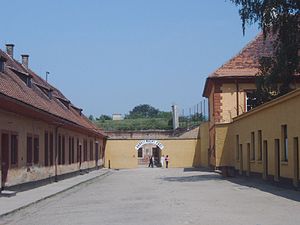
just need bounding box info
[0,109,104,187]
[231,90,300,179]
[213,89,300,185]
[200,122,209,167]
[105,139,202,169]
[220,83,256,123]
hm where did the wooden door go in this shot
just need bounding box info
[294,137,299,187]
[1,133,9,188]
[263,140,268,180]
[274,139,280,182]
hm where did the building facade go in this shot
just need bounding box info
[203,33,300,169]
[0,44,106,189]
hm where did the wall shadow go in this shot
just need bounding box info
[224,175,300,202]
[162,168,300,202]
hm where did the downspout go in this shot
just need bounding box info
[236,80,239,116]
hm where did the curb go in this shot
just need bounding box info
[0,170,112,219]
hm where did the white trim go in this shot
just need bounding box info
[135,140,164,150]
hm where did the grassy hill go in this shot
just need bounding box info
[95,117,172,131]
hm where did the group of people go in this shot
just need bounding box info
[148,155,169,168]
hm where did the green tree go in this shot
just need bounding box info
[97,114,112,121]
[88,115,94,121]
[231,0,299,107]
[126,104,160,119]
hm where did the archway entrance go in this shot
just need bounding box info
[135,140,164,167]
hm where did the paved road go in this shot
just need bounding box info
[1,168,300,225]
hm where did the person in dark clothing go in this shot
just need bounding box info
[165,155,169,168]
[148,155,154,168]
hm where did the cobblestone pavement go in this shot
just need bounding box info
[1,168,300,225]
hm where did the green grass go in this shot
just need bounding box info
[95,117,172,131]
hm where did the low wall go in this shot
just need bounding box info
[105,139,201,169]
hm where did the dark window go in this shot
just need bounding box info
[138,148,143,158]
[27,135,33,164]
[69,137,72,164]
[45,132,49,166]
[83,139,88,161]
[90,140,93,161]
[236,135,239,160]
[282,125,288,161]
[11,134,18,165]
[34,136,39,164]
[71,137,75,163]
[58,135,62,165]
[50,132,54,166]
[251,132,255,160]
[62,135,65,164]
[258,130,262,160]
[77,138,80,163]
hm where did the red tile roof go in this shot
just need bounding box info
[210,33,275,78]
[203,33,280,97]
[0,48,106,138]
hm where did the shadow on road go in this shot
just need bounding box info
[162,168,300,202]
[224,176,300,202]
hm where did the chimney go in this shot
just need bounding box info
[21,54,29,69]
[6,44,14,58]
[172,104,179,130]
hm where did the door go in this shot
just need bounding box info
[274,139,280,182]
[1,133,9,188]
[246,143,250,176]
[294,137,299,187]
[239,144,243,175]
[95,142,99,167]
[152,147,160,166]
[263,140,268,180]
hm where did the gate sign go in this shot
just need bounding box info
[135,140,164,150]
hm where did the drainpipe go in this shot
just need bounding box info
[235,80,239,116]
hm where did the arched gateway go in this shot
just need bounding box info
[135,140,164,167]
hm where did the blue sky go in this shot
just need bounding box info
[1,0,259,117]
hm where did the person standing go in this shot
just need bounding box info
[165,155,169,168]
[148,155,153,168]
[160,155,165,168]
[151,155,154,168]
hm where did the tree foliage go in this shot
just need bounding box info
[231,0,300,107]
[126,104,162,119]
[97,114,112,121]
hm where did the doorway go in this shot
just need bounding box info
[274,139,280,182]
[152,147,161,167]
[246,143,250,176]
[263,140,268,180]
[294,137,299,187]
[1,133,9,189]
[239,144,243,175]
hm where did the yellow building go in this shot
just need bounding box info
[202,33,300,187]
[105,124,209,169]
[0,44,106,189]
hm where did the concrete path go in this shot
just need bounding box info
[0,169,110,217]
[1,168,300,225]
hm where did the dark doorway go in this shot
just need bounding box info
[274,139,280,182]
[263,140,268,179]
[294,137,299,187]
[152,147,161,166]
[95,142,99,167]
[1,133,9,189]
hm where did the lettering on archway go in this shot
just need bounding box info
[135,140,164,150]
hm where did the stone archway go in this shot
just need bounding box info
[135,140,164,167]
